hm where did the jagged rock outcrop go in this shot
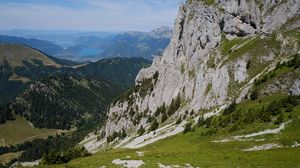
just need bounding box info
[290,79,300,95]
[90,0,299,148]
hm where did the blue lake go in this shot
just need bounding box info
[78,48,103,56]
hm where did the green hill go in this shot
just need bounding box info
[0,44,62,106]
[9,74,123,129]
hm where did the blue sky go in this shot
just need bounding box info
[0,0,183,32]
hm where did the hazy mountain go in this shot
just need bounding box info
[61,26,172,61]
[0,35,63,56]
[0,29,116,47]
[0,27,172,62]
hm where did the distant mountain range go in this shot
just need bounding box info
[0,26,172,61]
[0,35,63,56]
[0,44,150,107]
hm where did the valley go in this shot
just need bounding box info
[0,0,300,167]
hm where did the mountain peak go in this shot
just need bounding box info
[149,26,173,38]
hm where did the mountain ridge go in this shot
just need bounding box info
[0,35,63,56]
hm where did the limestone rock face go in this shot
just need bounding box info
[290,79,300,96]
[100,0,300,143]
[262,0,300,33]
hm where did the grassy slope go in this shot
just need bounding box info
[0,152,22,165]
[0,44,60,68]
[33,94,300,168]
[0,117,60,146]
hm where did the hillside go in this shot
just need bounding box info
[65,0,300,166]
[0,35,63,56]
[31,56,300,166]
[8,74,123,129]
[32,95,300,167]
[0,44,63,105]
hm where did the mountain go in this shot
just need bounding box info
[149,26,173,38]
[0,27,172,62]
[79,0,300,163]
[97,27,172,59]
[0,35,63,56]
[0,29,117,48]
[58,26,172,61]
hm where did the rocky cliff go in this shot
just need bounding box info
[84,0,300,151]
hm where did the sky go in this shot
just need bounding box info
[0,0,184,32]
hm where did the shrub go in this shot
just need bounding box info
[274,113,284,124]
[285,104,293,112]
[197,115,205,127]
[261,112,271,122]
[42,146,90,165]
[280,139,296,146]
[176,117,182,124]
[287,54,300,68]
[201,128,217,136]
[223,102,237,116]
[149,119,159,132]
[137,126,145,136]
[107,132,120,143]
[229,123,239,132]
[250,89,259,100]
[120,129,126,139]
[129,108,135,117]
[167,95,181,116]
[155,103,166,117]
[161,112,168,123]
[153,71,159,84]
[146,115,154,123]
[246,60,251,69]
[183,122,192,134]
[205,117,212,128]
[243,108,256,124]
